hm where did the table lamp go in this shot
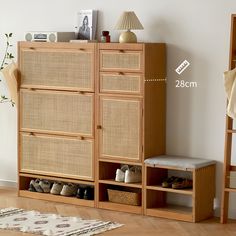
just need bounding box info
[115,11,144,43]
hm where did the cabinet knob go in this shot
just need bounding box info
[119,50,125,53]
[78,136,84,140]
[118,72,124,75]
[97,125,102,129]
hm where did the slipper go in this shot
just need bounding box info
[172,178,193,189]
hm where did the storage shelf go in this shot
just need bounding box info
[19,173,95,186]
[19,190,95,207]
[98,201,142,214]
[146,205,193,222]
[99,179,142,188]
[146,185,193,195]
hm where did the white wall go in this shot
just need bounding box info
[0,0,235,218]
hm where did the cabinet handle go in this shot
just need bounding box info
[29,132,35,136]
[119,50,125,53]
[118,72,124,75]
[78,91,85,94]
[78,136,85,140]
[97,125,102,129]
[29,47,35,50]
[79,48,85,51]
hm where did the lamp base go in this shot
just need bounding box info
[119,31,137,43]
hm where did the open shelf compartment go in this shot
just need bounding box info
[98,183,142,214]
[19,174,95,208]
[145,166,193,195]
[99,161,142,188]
[145,189,193,222]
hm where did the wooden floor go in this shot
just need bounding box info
[0,187,235,236]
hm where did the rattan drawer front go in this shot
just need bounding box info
[20,133,93,180]
[20,49,94,91]
[100,50,142,71]
[21,90,94,136]
[100,73,142,94]
[99,97,142,161]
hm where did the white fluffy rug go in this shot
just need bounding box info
[0,208,123,236]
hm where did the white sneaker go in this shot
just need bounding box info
[115,165,129,182]
[124,166,142,183]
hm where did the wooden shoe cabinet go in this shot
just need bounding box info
[96,43,166,214]
[17,42,215,222]
[18,42,96,207]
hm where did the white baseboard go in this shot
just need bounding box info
[0,179,17,188]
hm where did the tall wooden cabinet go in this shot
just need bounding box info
[18,42,166,215]
[96,43,166,214]
[18,42,96,208]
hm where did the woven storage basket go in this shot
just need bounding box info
[107,189,141,206]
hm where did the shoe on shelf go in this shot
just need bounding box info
[60,183,78,197]
[124,166,142,183]
[83,187,94,200]
[115,165,129,182]
[172,178,193,189]
[31,179,43,193]
[39,180,52,193]
[50,182,64,195]
[28,180,36,192]
[162,176,177,188]
[76,187,85,199]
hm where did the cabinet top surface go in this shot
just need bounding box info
[18,41,165,50]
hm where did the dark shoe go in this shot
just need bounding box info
[76,187,85,199]
[162,176,176,188]
[84,187,94,200]
[28,180,36,192]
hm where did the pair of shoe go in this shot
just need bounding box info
[29,179,51,193]
[115,165,142,183]
[162,176,193,189]
[76,186,94,200]
[50,182,78,196]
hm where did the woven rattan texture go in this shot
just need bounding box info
[101,52,141,70]
[100,74,141,93]
[21,134,93,178]
[101,98,140,160]
[21,91,93,135]
[107,189,141,206]
[21,50,93,89]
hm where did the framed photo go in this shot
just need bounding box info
[77,10,97,40]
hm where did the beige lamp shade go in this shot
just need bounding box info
[115,11,144,43]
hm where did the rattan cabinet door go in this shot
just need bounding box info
[100,72,142,95]
[20,48,94,91]
[99,97,142,161]
[20,133,93,180]
[20,90,94,137]
[100,50,142,72]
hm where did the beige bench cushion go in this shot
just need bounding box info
[144,155,216,170]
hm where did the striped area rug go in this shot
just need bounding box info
[0,208,123,236]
